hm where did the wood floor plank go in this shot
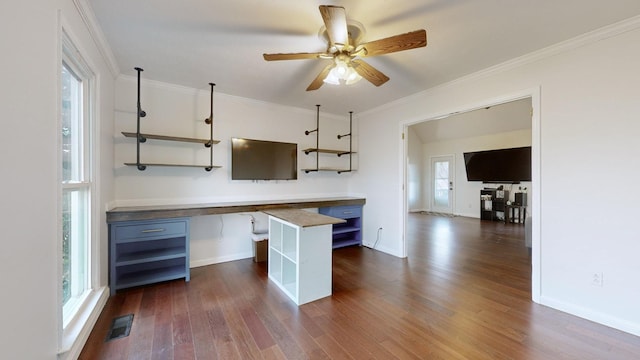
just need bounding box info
[171,281,189,316]
[138,286,157,319]
[172,343,196,360]
[246,295,308,359]
[239,305,276,350]
[127,313,154,360]
[150,321,173,360]
[188,309,218,359]
[380,338,425,360]
[206,307,242,359]
[220,304,263,359]
[261,345,288,360]
[172,312,194,347]
[80,214,640,359]
[313,312,382,359]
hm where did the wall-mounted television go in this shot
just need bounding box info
[463,146,531,183]
[231,138,297,180]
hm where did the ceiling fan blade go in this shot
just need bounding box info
[263,52,325,61]
[359,29,427,57]
[319,5,349,50]
[306,64,334,91]
[352,59,389,87]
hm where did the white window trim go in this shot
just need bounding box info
[57,18,109,359]
[60,63,92,325]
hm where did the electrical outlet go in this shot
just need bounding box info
[592,272,604,287]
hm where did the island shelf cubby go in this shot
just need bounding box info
[266,209,344,305]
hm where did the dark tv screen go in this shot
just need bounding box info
[231,138,297,180]
[463,146,531,183]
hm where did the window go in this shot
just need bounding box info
[433,159,450,208]
[61,35,94,326]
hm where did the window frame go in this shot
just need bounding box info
[59,29,97,331]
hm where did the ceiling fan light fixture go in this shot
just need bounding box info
[323,57,362,86]
[345,67,362,85]
[335,60,349,77]
[323,66,340,85]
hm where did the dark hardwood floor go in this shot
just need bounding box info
[80,214,640,359]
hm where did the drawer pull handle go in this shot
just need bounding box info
[343,211,353,214]
[141,228,165,233]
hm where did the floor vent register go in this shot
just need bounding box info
[105,314,134,342]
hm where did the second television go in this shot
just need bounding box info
[463,146,531,183]
[231,137,298,180]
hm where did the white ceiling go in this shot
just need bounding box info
[89,0,640,116]
[410,97,532,143]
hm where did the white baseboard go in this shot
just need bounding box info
[362,242,402,258]
[190,252,253,268]
[455,211,479,218]
[540,295,640,337]
[408,208,428,213]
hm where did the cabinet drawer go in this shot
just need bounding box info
[319,205,362,219]
[114,219,187,242]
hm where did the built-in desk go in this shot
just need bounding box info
[106,197,366,223]
[106,197,365,295]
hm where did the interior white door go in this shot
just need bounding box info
[431,155,454,214]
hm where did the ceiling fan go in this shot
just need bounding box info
[263,5,427,91]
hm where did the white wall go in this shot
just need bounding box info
[113,77,356,266]
[0,0,115,358]
[407,127,424,211]
[353,19,640,336]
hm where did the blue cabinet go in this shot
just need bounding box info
[319,205,363,249]
[109,218,190,295]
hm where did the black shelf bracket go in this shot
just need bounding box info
[204,83,215,171]
[304,104,321,172]
[304,105,319,136]
[337,111,353,174]
[135,67,146,171]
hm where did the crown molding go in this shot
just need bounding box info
[361,14,640,118]
[117,74,348,121]
[445,14,640,88]
[72,0,120,78]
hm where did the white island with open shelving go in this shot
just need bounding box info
[264,209,345,305]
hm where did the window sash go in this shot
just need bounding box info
[62,188,90,323]
[60,42,93,327]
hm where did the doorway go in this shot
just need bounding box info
[402,89,540,302]
[431,155,454,214]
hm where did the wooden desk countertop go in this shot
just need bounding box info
[106,196,365,223]
[264,209,346,228]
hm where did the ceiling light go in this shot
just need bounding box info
[323,57,362,86]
